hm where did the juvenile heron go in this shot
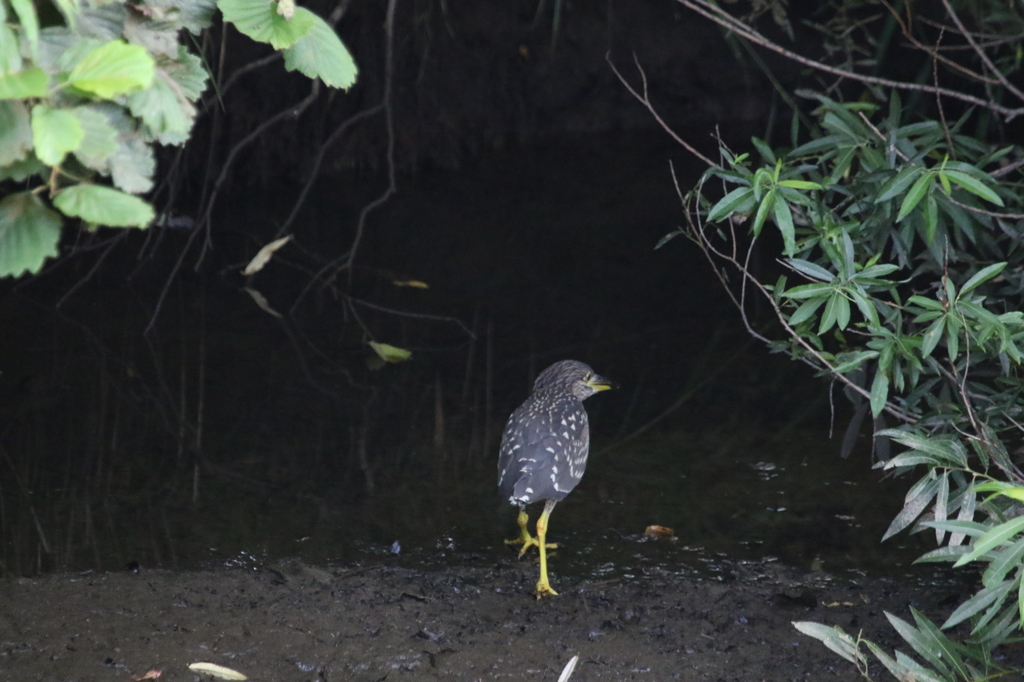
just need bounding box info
[497,360,614,597]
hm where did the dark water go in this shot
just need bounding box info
[0,131,936,580]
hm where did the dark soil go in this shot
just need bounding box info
[0,555,976,681]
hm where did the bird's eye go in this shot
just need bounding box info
[583,373,592,381]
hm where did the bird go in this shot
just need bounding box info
[497,360,614,598]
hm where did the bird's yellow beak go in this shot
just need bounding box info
[587,375,616,392]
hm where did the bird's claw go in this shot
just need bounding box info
[533,582,559,598]
[505,536,557,558]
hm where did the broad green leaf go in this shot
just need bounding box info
[960,262,1007,296]
[772,196,795,255]
[172,0,219,33]
[165,47,209,101]
[218,0,315,50]
[67,40,155,99]
[109,136,155,194]
[283,8,358,89]
[0,68,48,99]
[0,22,21,75]
[0,100,33,166]
[53,184,154,228]
[943,169,1004,206]
[0,155,45,182]
[0,192,63,278]
[896,172,932,222]
[71,105,118,169]
[368,341,412,364]
[706,186,754,222]
[954,516,1024,568]
[127,71,195,145]
[31,104,84,165]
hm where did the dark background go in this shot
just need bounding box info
[0,0,936,577]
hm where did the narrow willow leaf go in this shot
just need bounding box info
[876,165,924,202]
[884,611,950,677]
[31,104,84,165]
[896,172,932,222]
[706,186,753,222]
[883,473,937,540]
[869,367,889,418]
[834,293,850,330]
[786,258,833,281]
[53,184,154,228]
[983,536,1024,590]
[793,622,866,666]
[751,189,774,238]
[923,194,937,244]
[913,545,969,563]
[921,316,944,358]
[772,196,796,256]
[0,67,49,99]
[0,192,63,278]
[787,296,827,326]
[960,262,1007,296]
[909,608,968,677]
[67,40,155,98]
[942,583,1011,630]
[943,169,1004,206]
[819,291,840,334]
[283,9,358,89]
[933,472,948,545]
[955,516,1024,568]
[218,0,315,49]
[776,179,822,190]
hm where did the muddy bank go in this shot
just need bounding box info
[0,555,983,681]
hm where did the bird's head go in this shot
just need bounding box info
[533,360,615,401]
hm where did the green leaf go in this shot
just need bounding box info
[67,40,155,99]
[109,136,155,194]
[954,516,1024,568]
[0,67,49,99]
[772,196,795,255]
[896,172,932,222]
[368,341,412,364]
[943,169,1004,206]
[751,189,774,237]
[960,262,1007,296]
[10,0,41,60]
[218,0,315,50]
[776,179,822,190]
[53,184,154,228]
[126,71,195,145]
[71,105,118,170]
[943,581,1014,630]
[283,8,358,89]
[869,367,889,418]
[0,100,33,166]
[876,166,924,202]
[982,536,1024,589]
[0,192,63,278]
[921,317,944,358]
[31,104,84,165]
[706,186,754,222]
[792,622,865,666]
[786,258,833,282]
[788,296,827,326]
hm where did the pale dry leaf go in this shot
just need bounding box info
[242,235,291,276]
[557,654,579,682]
[187,662,247,680]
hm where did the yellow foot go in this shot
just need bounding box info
[505,535,558,558]
[534,581,559,598]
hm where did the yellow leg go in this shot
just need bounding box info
[505,509,558,558]
[534,500,558,598]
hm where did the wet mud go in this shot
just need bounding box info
[0,555,975,681]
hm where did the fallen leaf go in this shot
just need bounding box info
[243,287,282,318]
[188,662,248,680]
[643,525,674,540]
[369,341,412,364]
[132,671,163,681]
[392,279,429,289]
